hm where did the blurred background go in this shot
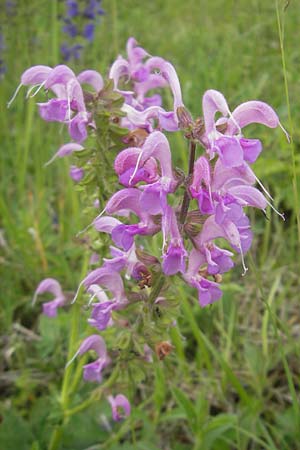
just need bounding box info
[1,0,300,449]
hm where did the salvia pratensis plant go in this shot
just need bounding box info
[8,37,287,445]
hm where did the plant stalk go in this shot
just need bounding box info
[179,141,196,226]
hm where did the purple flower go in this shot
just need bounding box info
[69,165,84,182]
[114,147,158,187]
[32,278,66,317]
[66,0,79,17]
[162,206,187,275]
[201,89,287,167]
[45,142,84,166]
[62,19,78,38]
[83,23,95,42]
[190,156,214,214]
[61,43,83,61]
[108,394,131,421]
[38,99,69,122]
[104,188,160,246]
[68,334,110,383]
[83,0,105,19]
[68,111,90,143]
[73,267,127,304]
[184,253,222,307]
[77,69,103,92]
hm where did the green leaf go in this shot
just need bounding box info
[172,387,197,433]
[0,409,34,450]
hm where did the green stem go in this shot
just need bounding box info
[148,273,165,304]
[111,0,119,56]
[51,0,59,65]
[179,141,196,225]
[66,366,120,417]
[275,0,300,243]
[48,254,90,450]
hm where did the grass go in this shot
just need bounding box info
[1,0,300,449]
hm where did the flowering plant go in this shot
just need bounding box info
[9,37,286,446]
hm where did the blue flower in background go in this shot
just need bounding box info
[0,31,7,79]
[60,0,105,62]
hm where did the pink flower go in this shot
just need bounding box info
[107,394,131,421]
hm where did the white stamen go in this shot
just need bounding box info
[279,121,290,143]
[128,149,144,185]
[32,292,38,306]
[265,198,285,221]
[71,280,84,304]
[76,207,106,237]
[29,81,46,98]
[7,83,23,108]
[228,111,242,136]
[238,242,248,276]
[254,173,274,201]
[67,88,71,121]
[26,84,41,98]
[65,349,81,368]
[44,153,58,167]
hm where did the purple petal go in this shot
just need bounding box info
[93,216,122,233]
[162,243,186,275]
[229,185,267,210]
[38,99,68,122]
[45,142,84,166]
[106,188,143,219]
[215,136,244,167]
[34,278,63,298]
[42,298,65,317]
[69,165,84,182]
[21,65,52,85]
[44,65,76,89]
[77,70,104,92]
[212,159,255,190]
[68,112,89,142]
[109,56,130,88]
[240,138,262,163]
[228,100,280,133]
[111,224,135,251]
[202,89,231,136]
[145,56,183,109]
[108,394,131,421]
[78,334,107,357]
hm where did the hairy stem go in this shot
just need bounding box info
[179,141,196,226]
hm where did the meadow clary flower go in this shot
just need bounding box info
[184,251,223,307]
[32,278,66,317]
[162,206,187,275]
[108,394,131,421]
[69,165,84,182]
[104,188,160,250]
[114,146,158,187]
[129,131,177,214]
[68,334,110,383]
[202,89,286,167]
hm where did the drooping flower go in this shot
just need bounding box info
[107,394,131,421]
[162,206,187,275]
[184,251,222,307]
[201,89,287,167]
[68,334,110,383]
[32,278,66,317]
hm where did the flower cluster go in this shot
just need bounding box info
[60,0,104,62]
[0,30,6,79]
[11,37,286,421]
